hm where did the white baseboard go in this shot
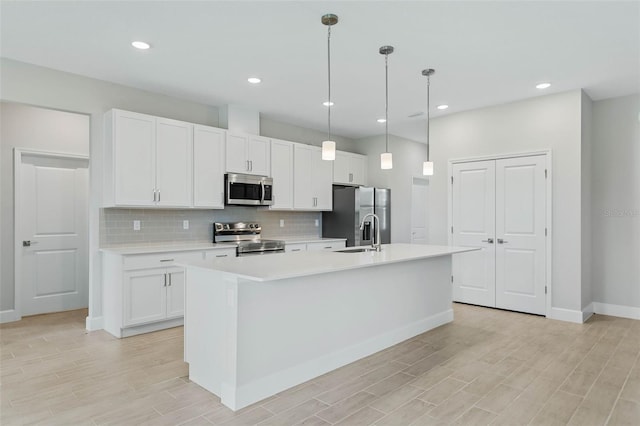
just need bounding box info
[593,302,640,320]
[0,309,20,323]
[224,309,454,411]
[85,315,104,331]
[547,307,584,324]
[582,303,594,322]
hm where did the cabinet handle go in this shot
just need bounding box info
[158,190,161,202]
[168,273,172,286]
[160,259,174,262]
[215,254,228,258]
[349,173,353,182]
[153,190,157,202]
[164,273,167,287]
[246,160,250,171]
[249,160,253,171]
[324,246,332,249]
[291,249,301,252]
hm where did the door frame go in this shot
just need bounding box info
[447,150,552,317]
[13,148,90,320]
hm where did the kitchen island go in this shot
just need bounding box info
[182,243,475,411]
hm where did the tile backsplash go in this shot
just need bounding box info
[100,207,322,247]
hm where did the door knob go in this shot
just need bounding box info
[481,238,494,244]
[22,240,38,247]
[497,238,508,244]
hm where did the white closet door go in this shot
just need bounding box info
[452,160,496,307]
[495,156,546,315]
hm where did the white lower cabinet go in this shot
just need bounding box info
[123,266,184,326]
[103,248,234,338]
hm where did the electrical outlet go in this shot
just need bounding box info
[183,220,189,230]
[315,219,319,227]
[279,219,285,228]
[133,220,141,231]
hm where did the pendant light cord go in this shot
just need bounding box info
[426,74,430,161]
[327,25,332,142]
[384,52,389,152]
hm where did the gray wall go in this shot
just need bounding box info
[591,94,640,309]
[0,102,90,312]
[429,90,584,313]
[353,134,429,244]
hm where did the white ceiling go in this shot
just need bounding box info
[1,1,638,142]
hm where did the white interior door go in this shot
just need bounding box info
[452,160,496,307]
[495,156,547,315]
[17,152,89,316]
[411,177,429,244]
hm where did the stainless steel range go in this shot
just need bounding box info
[213,222,285,257]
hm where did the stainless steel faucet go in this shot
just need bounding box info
[359,213,382,252]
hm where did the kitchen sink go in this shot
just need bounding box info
[335,247,377,253]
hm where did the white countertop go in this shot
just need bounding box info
[181,243,477,282]
[99,237,345,255]
[100,242,238,255]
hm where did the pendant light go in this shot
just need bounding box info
[380,45,394,170]
[422,68,435,175]
[321,14,338,161]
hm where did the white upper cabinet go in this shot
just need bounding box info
[226,132,271,176]
[334,151,367,186]
[293,144,333,211]
[268,139,294,210]
[105,109,192,207]
[155,118,192,207]
[193,125,225,209]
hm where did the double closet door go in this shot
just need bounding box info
[451,155,547,315]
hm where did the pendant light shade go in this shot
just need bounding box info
[422,68,435,176]
[321,14,338,161]
[322,140,336,160]
[380,45,394,170]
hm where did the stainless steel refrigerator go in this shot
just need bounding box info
[322,186,390,247]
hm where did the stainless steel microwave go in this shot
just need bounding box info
[225,173,274,206]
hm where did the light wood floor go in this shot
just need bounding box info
[1,304,639,426]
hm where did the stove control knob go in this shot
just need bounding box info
[249,224,254,229]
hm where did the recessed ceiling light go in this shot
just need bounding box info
[131,41,151,50]
[536,82,551,89]
[247,77,261,84]
[377,118,386,123]
[323,101,334,107]
[437,105,449,110]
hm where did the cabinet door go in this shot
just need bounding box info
[123,269,167,326]
[226,133,249,173]
[270,139,294,209]
[114,111,156,206]
[156,118,192,207]
[312,148,333,210]
[247,136,271,176]
[293,144,314,209]
[350,154,367,186]
[333,151,351,184]
[166,268,185,319]
[193,125,225,208]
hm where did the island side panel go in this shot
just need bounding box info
[185,267,235,397]
[231,255,453,410]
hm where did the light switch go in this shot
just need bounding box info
[183,220,189,230]
[280,219,285,228]
[315,219,319,227]
[133,220,141,231]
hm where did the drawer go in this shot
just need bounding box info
[204,248,237,259]
[123,251,204,270]
[306,241,346,251]
[285,243,307,253]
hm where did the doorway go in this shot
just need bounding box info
[14,149,89,316]
[449,153,551,316]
